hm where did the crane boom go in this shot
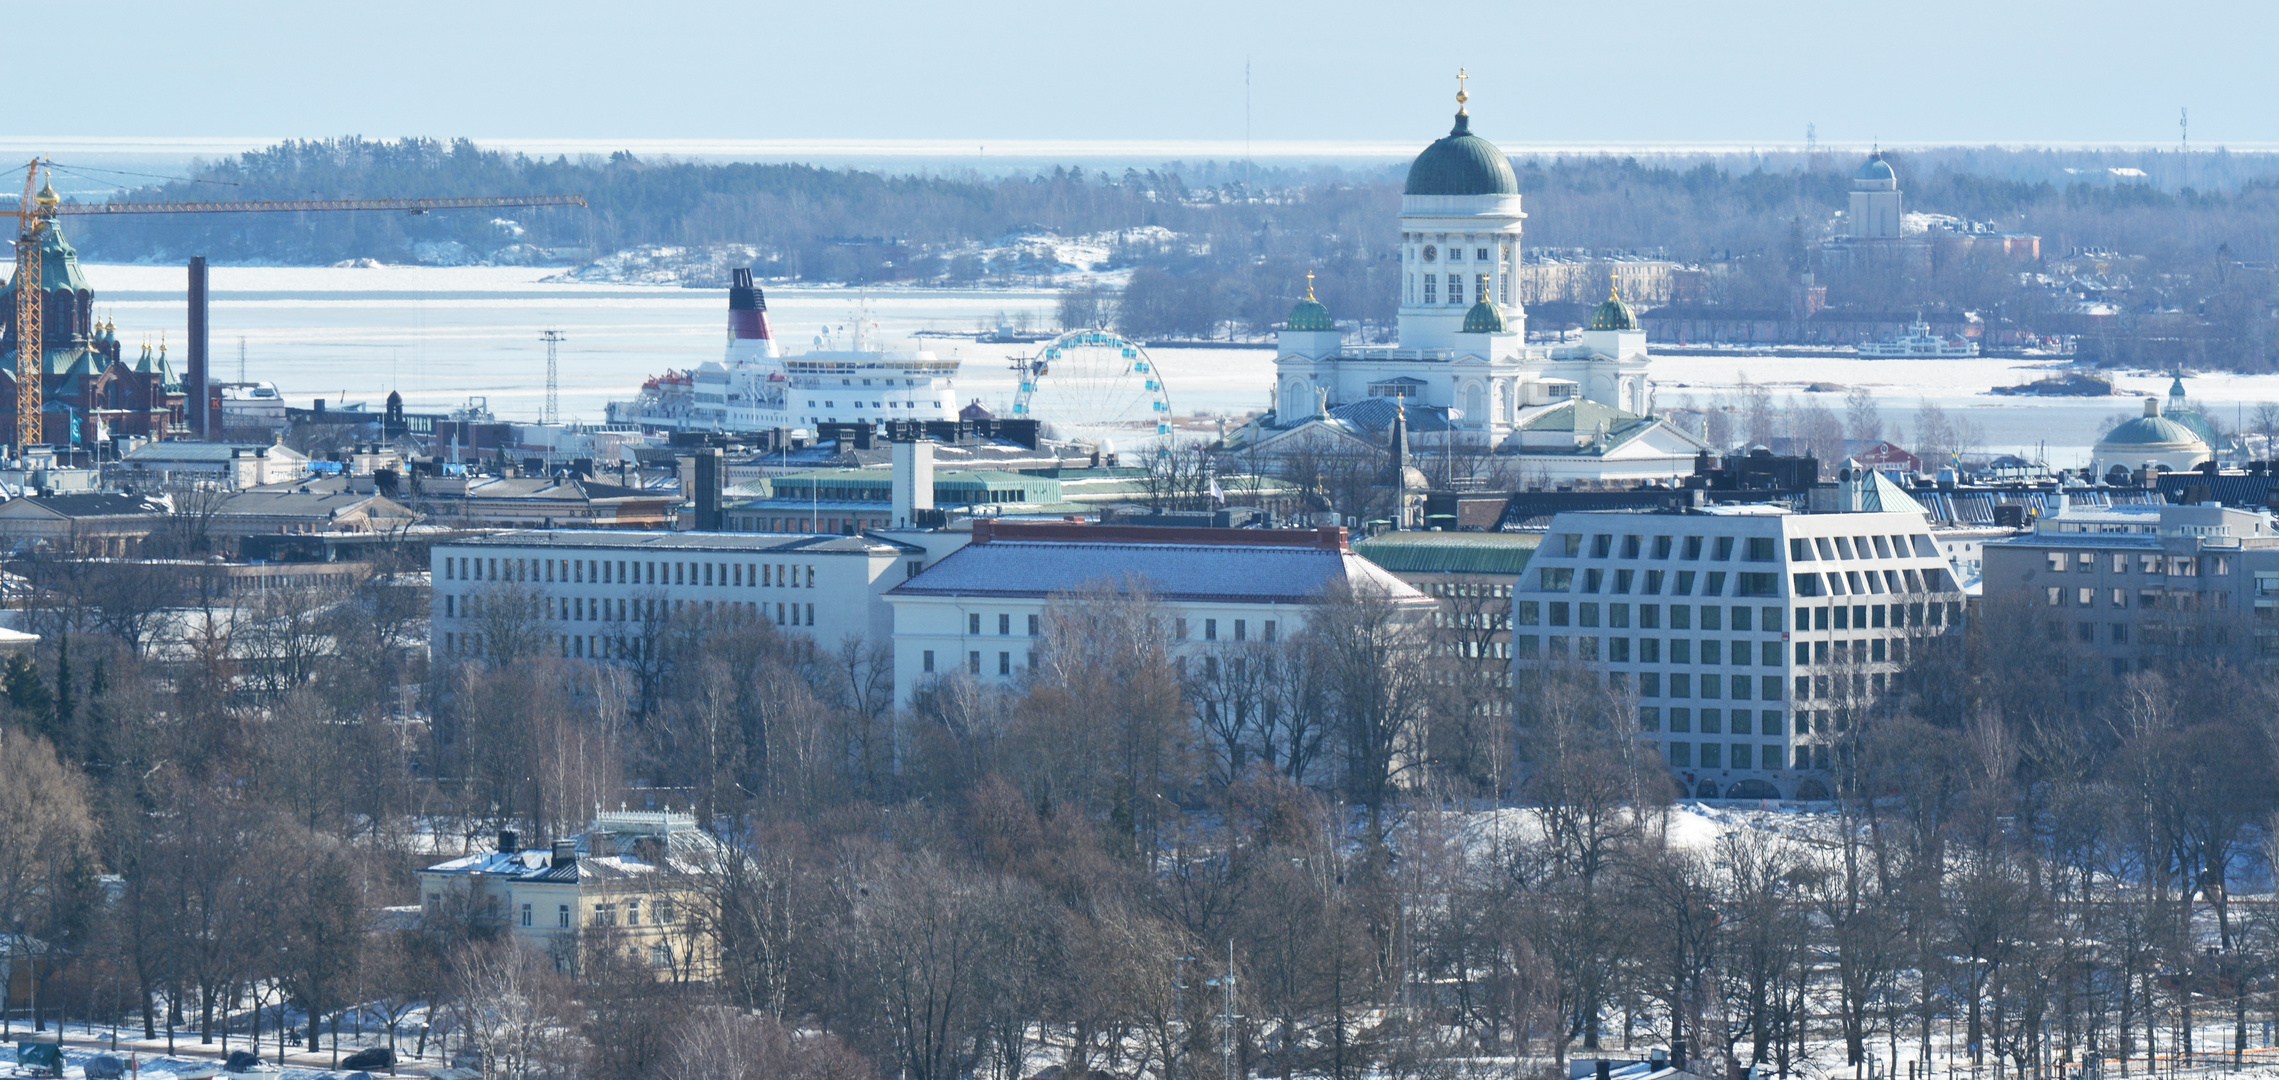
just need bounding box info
[7,157,586,449]
[47,194,587,216]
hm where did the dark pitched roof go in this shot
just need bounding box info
[0,493,165,519]
[1329,397,1455,436]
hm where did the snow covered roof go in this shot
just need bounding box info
[451,528,919,556]
[422,847,663,884]
[419,813,726,883]
[889,530,1428,606]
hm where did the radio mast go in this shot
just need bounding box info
[540,328,565,425]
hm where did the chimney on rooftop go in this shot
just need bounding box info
[497,828,519,854]
[892,438,935,528]
[550,839,578,869]
[693,448,724,531]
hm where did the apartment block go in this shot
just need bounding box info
[1982,500,2279,672]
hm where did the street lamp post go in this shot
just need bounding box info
[1205,941,1239,1080]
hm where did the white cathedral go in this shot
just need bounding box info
[1228,87,1710,485]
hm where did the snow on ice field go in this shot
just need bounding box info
[80,263,1279,428]
[1648,353,2279,467]
[77,261,2279,463]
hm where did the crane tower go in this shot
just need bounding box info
[7,159,586,449]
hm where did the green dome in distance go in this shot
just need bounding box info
[1403,77,1516,197]
[1286,272,1335,331]
[1590,283,1639,331]
[2098,415,2202,448]
[1461,299,1509,334]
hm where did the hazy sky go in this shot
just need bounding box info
[35,0,2279,151]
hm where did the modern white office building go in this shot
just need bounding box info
[431,529,928,661]
[1511,474,1966,799]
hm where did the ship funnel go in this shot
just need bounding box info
[729,268,773,343]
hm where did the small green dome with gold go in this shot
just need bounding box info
[1461,299,1508,334]
[1286,273,1335,331]
[1590,285,1639,331]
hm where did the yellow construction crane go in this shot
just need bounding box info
[8,159,587,448]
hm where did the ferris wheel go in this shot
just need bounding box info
[1009,329,1175,446]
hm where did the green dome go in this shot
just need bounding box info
[1287,297,1334,332]
[1404,113,1518,197]
[1856,153,1896,183]
[2097,415,2204,449]
[1461,300,1509,334]
[1591,294,1639,331]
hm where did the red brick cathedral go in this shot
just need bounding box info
[0,221,187,448]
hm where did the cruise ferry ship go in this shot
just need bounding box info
[1856,320,1979,358]
[606,270,962,433]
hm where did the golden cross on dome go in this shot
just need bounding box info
[1455,68,1469,114]
[1305,271,1317,301]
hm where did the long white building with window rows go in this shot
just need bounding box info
[431,530,926,661]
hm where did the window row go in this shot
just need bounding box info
[1793,671,1897,701]
[1788,534,1934,562]
[1539,635,1788,666]
[921,649,1035,676]
[1518,600,1782,630]
[1532,566,1779,597]
[1418,273,1494,305]
[1795,601,1951,631]
[968,612,1042,637]
[1427,581,1513,600]
[1795,637,1904,665]
[1669,741,1826,770]
[2046,586,2230,612]
[1790,566,1952,597]
[1637,706,1783,735]
[1552,532,1758,562]
[803,398,943,409]
[2044,550,2225,577]
[1170,617,1273,643]
[445,553,816,589]
[445,594,815,629]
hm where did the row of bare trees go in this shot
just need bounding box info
[11,530,2279,1080]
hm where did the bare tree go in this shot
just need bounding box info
[665,1007,870,1080]
[1303,578,1432,835]
[451,938,585,1080]
[1846,385,1885,448]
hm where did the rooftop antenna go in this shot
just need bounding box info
[1243,57,1252,200]
[540,328,565,425]
[2180,107,2190,191]
[237,336,246,383]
